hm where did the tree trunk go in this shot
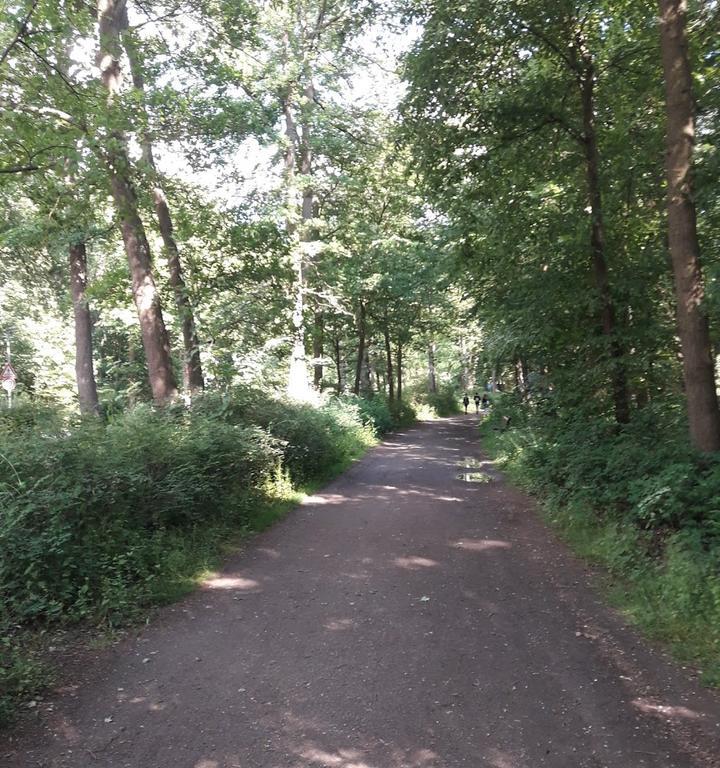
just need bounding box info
[313,311,324,389]
[123,31,203,393]
[659,0,720,451]
[96,0,177,405]
[397,342,403,402]
[154,189,204,392]
[353,301,366,396]
[459,336,469,390]
[384,321,394,402]
[362,343,372,394]
[281,87,310,398]
[578,46,630,425]
[334,336,343,394]
[69,240,100,415]
[427,342,437,393]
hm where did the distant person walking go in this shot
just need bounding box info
[462,394,470,414]
[481,394,489,409]
[474,393,481,413]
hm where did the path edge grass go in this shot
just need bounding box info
[479,420,720,689]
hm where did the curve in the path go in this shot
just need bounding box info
[3,417,720,768]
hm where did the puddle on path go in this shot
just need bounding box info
[456,471,492,483]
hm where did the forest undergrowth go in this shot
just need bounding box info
[481,395,720,688]
[0,389,416,727]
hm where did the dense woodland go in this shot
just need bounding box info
[1,0,720,721]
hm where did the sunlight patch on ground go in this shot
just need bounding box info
[393,556,440,570]
[632,697,703,720]
[453,539,511,552]
[298,746,377,768]
[325,618,357,631]
[201,575,260,591]
[486,749,518,768]
[257,547,280,558]
[462,457,495,469]
[301,493,348,506]
[456,471,492,483]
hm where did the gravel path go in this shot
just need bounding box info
[3,417,720,768]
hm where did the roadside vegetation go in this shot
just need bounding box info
[403,0,720,687]
[481,396,720,687]
[0,389,423,726]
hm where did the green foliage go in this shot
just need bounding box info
[337,393,418,436]
[0,389,379,724]
[0,635,48,727]
[419,385,462,417]
[0,401,280,627]
[342,394,395,436]
[482,398,720,683]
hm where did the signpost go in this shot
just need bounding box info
[1,362,16,409]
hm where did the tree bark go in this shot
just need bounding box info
[353,301,366,396]
[281,86,310,398]
[578,43,630,425]
[313,311,324,389]
[333,336,343,394]
[69,240,100,415]
[123,31,203,393]
[397,342,403,402]
[658,0,720,451]
[362,343,372,394]
[427,341,437,393]
[96,0,177,405]
[383,321,394,402]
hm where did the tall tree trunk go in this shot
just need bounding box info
[281,87,310,398]
[154,189,204,392]
[577,46,630,424]
[658,0,720,451]
[123,31,203,393]
[313,311,324,389]
[427,341,437,393]
[333,336,343,394]
[459,336,470,390]
[578,44,630,425]
[96,0,177,405]
[362,343,372,394]
[300,80,323,390]
[353,301,366,396]
[69,240,100,415]
[397,342,403,402]
[383,321,394,402]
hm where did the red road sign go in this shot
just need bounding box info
[1,363,16,382]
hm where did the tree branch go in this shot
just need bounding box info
[0,0,39,69]
[0,163,39,174]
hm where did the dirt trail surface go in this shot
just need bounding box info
[3,417,720,768]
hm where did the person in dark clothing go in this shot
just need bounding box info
[473,393,481,413]
[462,394,470,414]
[481,394,489,409]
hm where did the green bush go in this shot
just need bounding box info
[0,389,386,724]
[0,404,280,627]
[192,389,376,483]
[482,396,720,682]
[340,393,397,436]
[390,398,417,427]
[426,386,462,417]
